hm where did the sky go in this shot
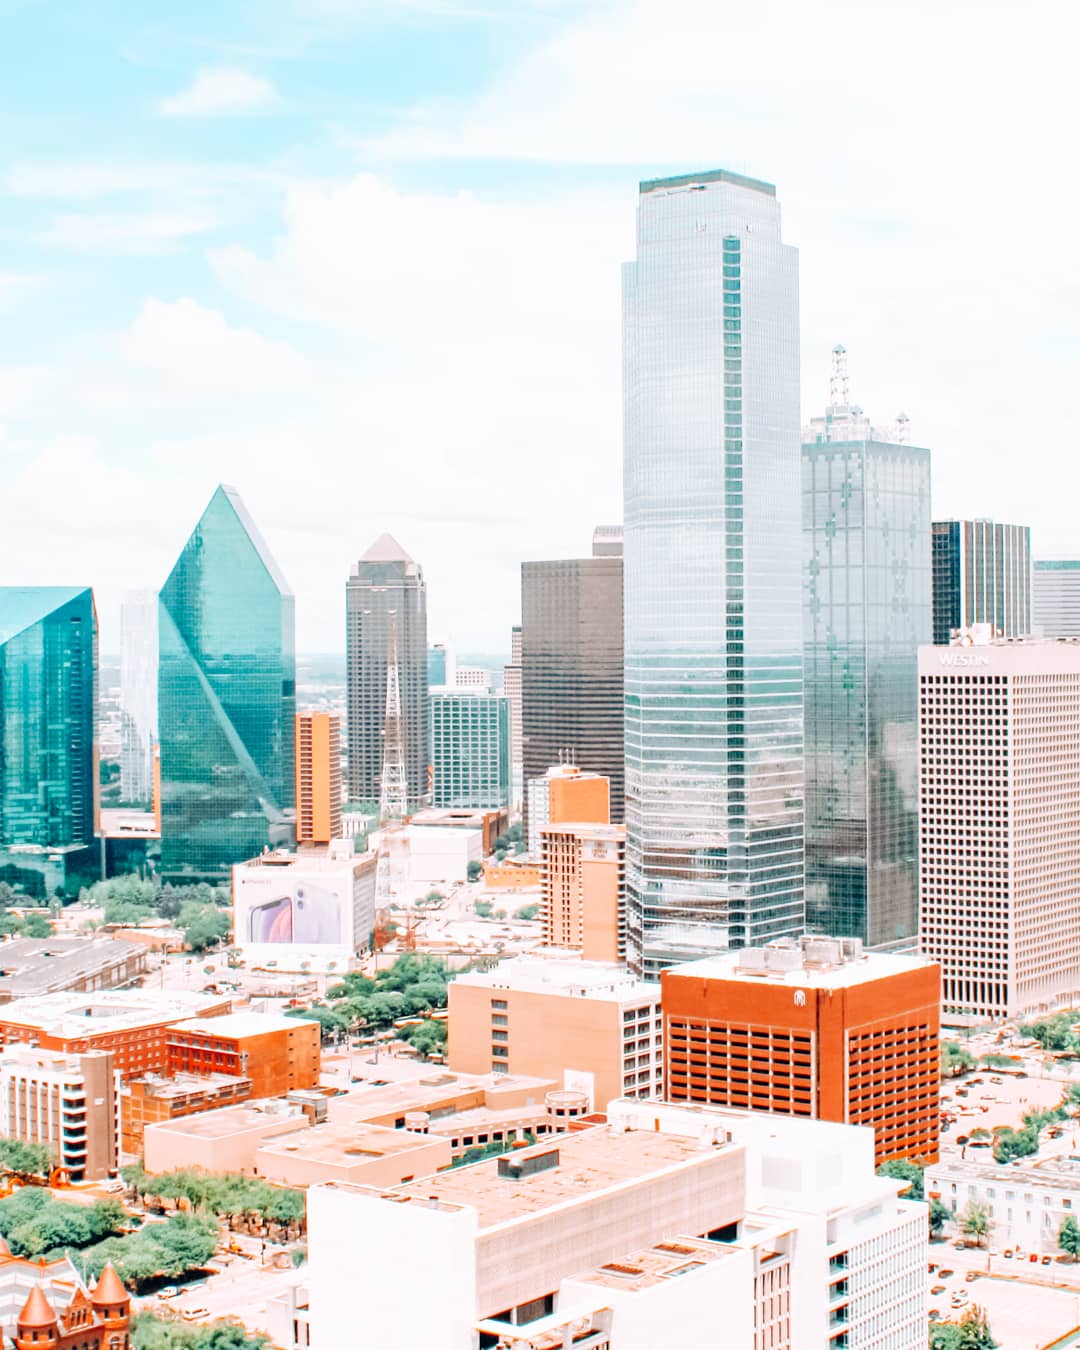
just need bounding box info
[2,0,1077,657]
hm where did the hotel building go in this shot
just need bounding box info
[295,712,342,845]
[0,1046,118,1181]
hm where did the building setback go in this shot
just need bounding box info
[623,169,804,975]
[521,536,624,829]
[158,485,296,880]
[346,534,429,811]
[803,350,930,946]
[661,937,940,1166]
[919,636,1080,1022]
[1033,560,1080,637]
[932,519,1031,643]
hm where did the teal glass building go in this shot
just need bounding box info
[623,170,805,975]
[803,354,931,946]
[159,486,295,880]
[430,690,511,810]
[0,587,98,897]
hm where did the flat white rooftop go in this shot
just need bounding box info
[0,989,227,1037]
[453,952,658,1002]
[667,943,932,991]
[168,1011,317,1038]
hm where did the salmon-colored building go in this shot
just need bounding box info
[295,712,342,845]
[121,1071,254,1152]
[662,936,940,1166]
[166,1012,321,1099]
[541,822,625,962]
[526,764,610,855]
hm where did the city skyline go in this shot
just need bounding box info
[3,3,1076,658]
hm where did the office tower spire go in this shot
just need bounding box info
[623,169,804,975]
[158,485,296,879]
[379,616,408,824]
[346,535,429,812]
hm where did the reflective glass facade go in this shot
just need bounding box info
[931,519,1031,643]
[521,555,624,827]
[431,691,511,810]
[0,587,97,852]
[1032,559,1080,637]
[159,487,295,880]
[623,170,804,975]
[803,431,931,946]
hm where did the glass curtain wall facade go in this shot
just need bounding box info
[931,519,1031,643]
[346,535,429,812]
[119,590,158,807]
[521,551,624,826]
[158,486,296,880]
[431,691,511,810]
[1032,560,1080,637]
[0,587,98,897]
[803,418,931,947]
[623,169,804,975]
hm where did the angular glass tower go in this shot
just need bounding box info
[0,587,98,897]
[803,350,931,947]
[119,589,158,807]
[623,169,804,975]
[931,519,1031,643]
[158,486,295,880]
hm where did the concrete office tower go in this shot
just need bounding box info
[159,486,295,880]
[427,642,454,689]
[119,590,157,807]
[0,587,98,898]
[448,952,660,1105]
[308,1098,927,1350]
[430,689,511,810]
[542,822,626,962]
[662,936,940,1166]
[932,519,1031,643]
[1033,560,1080,636]
[295,712,342,845]
[346,535,429,811]
[803,351,930,946]
[526,763,610,856]
[503,625,523,813]
[521,534,624,829]
[623,170,803,975]
[919,634,1080,1023]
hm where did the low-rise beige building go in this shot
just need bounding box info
[448,952,661,1109]
[256,1120,450,1188]
[144,1100,308,1175]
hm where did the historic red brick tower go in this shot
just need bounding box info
[12,1262,130,1350]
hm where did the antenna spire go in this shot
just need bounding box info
[829,343,849,408]
[379,612,408,824]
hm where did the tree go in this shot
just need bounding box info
[959,1199,993,1248]
[957,1306,996,1349]
[180,904,230,952]
[877,1159,924,1202]
[21,913,51,938]
[930,1325,962,1350]
[1066,1082,1080,1110]
[466,860,483,882]
[0,1137,52,1178]
[515,904,539,921]
[929,1198,952,1238]
[993,1126,1038,1163]
[474,900,494,918]
[979,1053,1015,1069]
[1019,1014,1074,1051]
[941,1040,975,1078]
[1059,1215,1080,1262]
[405,1021,447,1060]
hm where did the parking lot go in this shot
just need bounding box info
[928,1251,1080,1350]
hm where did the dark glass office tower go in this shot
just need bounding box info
[803,358,931,947]
[521,533,624,828]
[0,587,97,896]
[931,519,1031,643]
[158,486,295,880]
[346,535,429,811]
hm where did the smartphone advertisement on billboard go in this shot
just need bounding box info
[236,872,353,948]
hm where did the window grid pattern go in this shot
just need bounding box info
[665,1018,815,1116]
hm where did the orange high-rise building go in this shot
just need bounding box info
[541,822,625,963]
[295,711,342,845]
[662,936,940,1166]
[526,764,610,855]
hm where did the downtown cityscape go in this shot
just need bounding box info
[2,5,1079,1350]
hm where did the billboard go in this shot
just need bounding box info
[235,867,355,949]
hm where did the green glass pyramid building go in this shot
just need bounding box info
[158,486,296,880]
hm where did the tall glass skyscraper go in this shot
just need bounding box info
[430,690,511,810]
[0,587,98,897]
[623,169,804,975]
[931,519,1031,643]
[803,350,931,947]
[158,486,295,880]
[119,589,158,807]
[346,535,429,811]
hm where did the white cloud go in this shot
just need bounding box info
[0,367,46,414]
[0,274,35,307]
[38,210,218,254]
[126,297,313,394]
[159,67,279,118]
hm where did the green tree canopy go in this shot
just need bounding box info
[929,1198,952,1237]
[877,1159,924,1201]
[958,1199,993,1248]
[1059,1215,1080,1261]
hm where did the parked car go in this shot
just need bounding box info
[158,1288,179,1301]
[931,1285,946,1295]
[1042,1256,1052,1266]
[938,1270,954,1279]
[182,1309,209,1322]
[1003,1250,1013,1259]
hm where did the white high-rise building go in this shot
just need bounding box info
[307,1098,926,1350]
[919,634,1080,1023]
[1033,560,1080,636]
[119,589,157,807]
[623,169,804,975]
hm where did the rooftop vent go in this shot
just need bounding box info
[497,1147,560,1181]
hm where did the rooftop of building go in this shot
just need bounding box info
[928,1155,1080,1188]
[666,935,934,990]
[127,1070,252,1101]
[359,532,412,564]
[146,1098,308,1140]
[0,1044,112,1077]
[540,821,625,841]
[234,842,371,872]
[168,1011,319,1039]
[361,1118,737,1230]
[0,587,91,646]
[0,936,146,1001]
[98,808,159,839]
[572,1235,735,1293]
[257,1119,438,1168]
[1034,559,1080,570]
[639,167,775,197]
[328,1071,558,1125]
[409,808,504,828]
[0,988,228,1037]
[454,952,661,1003]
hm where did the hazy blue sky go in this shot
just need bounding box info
[1,0,1075,653]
